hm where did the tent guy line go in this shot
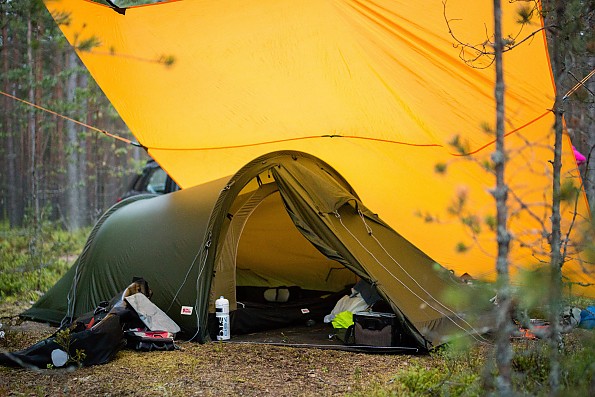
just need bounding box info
[356,210,492,344]
[563,68,595,100]
[0,88,558,157]
[190,242,211,342]
[0,89,142,148]
[336,210,490,345]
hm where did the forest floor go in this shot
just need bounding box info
[0,300,435,396]
[2,300,594,396]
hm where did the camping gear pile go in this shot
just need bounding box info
[324,279,398,346]
[579,306,595,329]
[1,279,179,369]
[513,306,593,340]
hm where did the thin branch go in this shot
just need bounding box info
[443,0,548,69]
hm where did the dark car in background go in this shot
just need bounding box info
[118,159,180,201]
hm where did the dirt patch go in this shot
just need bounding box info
[2,343,424,396]
[1,309,428,396]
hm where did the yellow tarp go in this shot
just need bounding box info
[45,0,593,296]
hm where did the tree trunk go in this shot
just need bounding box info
[34,18,44,213]
[65,51,82,231]
[52,50,66,224]
[585,52,595,212]
[547,0,568,393]
[79,72,89,225]
[492,0,513,395]
[2,7,21,227]
[14,15,26,227]
[26,9,43,291]
[27,16,39,223]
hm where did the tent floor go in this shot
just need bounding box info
[222,322,421,354]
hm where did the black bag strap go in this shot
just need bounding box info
[343,325,355,345]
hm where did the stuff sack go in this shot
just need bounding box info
[579,306,595,329]
[124,330,177,352]
[331,311,355,344]
[0,314,126,369]
[353,311,397,347]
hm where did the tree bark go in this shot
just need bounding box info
[585,51,595,213]
[493,0,513,395]
[79,72,89,224]
[2,6,21,227]
[65,51,82,231]
[53,50,67,223]
[27,15,39,223]
[547,1,566,393]
[34,18,44,210]
[26,8,43,290]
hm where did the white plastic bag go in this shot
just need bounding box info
[323,291,369,323]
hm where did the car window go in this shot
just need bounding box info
[146,168,168,194]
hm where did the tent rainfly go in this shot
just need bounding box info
[41,0,593,295]
[23,152,487,350]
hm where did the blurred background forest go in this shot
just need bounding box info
[0,0,153,233]
[0,0,593,232]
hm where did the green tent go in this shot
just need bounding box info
[23,151,481,350]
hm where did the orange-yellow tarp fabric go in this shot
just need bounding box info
[45,0,593,296]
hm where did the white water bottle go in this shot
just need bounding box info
[215,296,230,340]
